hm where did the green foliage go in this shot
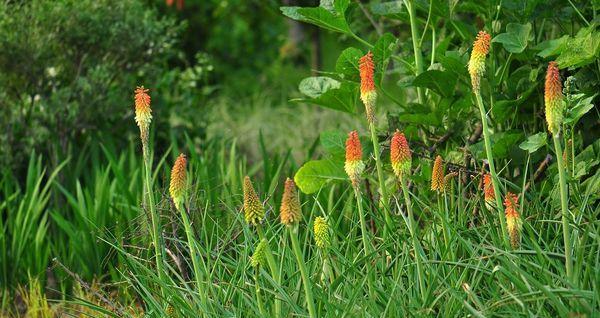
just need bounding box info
[0,0,181,169]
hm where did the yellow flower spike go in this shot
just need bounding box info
[545,61,565,135]
[280,178,302,226]
[431,155,445,192]
[390,130,412,179]
[250,239,267,268]
[169,154,187,209]
[468,31,491,92]
[359,52,377,124]
[344,131,365,188]
[313,216,330,250]
[243,176,265,226]
[504,192,522,249]
[133,86,153,149]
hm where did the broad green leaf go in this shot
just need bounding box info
[298,76,340,98]
[320,130,347,157]
[370,1,404,16]
[519,132,547,153]
[335,47,363,79]
[535,36,568,58]
[492,83,537,121]
[556,26,600,68]
[565,93,596,124]
[397,113,440,126]
[294,158,346,194]
[373,33,397,75]
[471,131,524,159]
[281,3,350,34]
[492,23,532,53]
[412,70,457,97]
[295,77,358,113]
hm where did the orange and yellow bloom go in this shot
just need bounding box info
[431,155,445,192]
[359,52,377,124]
[390,130,411,179]
[134,86,153,148]
[344,131,365,188]
[243,176,265,225]
[504,192,522,248]
[483,173,495,208]
[169,153,187,209]
[468,31,491,92]
[545,61,565,135]
[280,178,302,226]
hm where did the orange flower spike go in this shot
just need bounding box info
[504,192,522,248]
[390,130,412,179]
[443,172,458,192]
[134,86,153,148]
[280,178,302,226]
[544,62,565,135]
[483,173,495,203]
[344,131,365,188]
[359,52,377,124]
[169,154,187,209]
[431,155,445,192]
[243,176,265,226]
[468,31,491,92]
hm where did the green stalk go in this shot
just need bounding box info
[437,194,449,251]
[406,0,425,104]
[256,225,281,317]
[474,92,509,248]
[369,122,394,235]
[353,187,375,300]
[399,177,426,301]
[254,269,267,317]
[142,147,166,292]
[176,203,209,314]
[553,135,573,280]
[289,225,317,318]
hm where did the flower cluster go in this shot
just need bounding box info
[134,86,153,149]
[544,61,565,135]
[344,131,365,188]
[313,217,330,250]
[431,155,445,192]
[468,31,491,92]
[280,178,302,226]
[250,239,267,267]
[169,153,187,209]
[243,176,265,226]
[390,130,411,179]
[359,52,377,124]
[504,192,522,248]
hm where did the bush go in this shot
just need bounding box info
[0,0,182,170]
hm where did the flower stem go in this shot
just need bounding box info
[474,92,509,248]
[406,0,425,104]
[553,135,573,280]
[353,186,376,300]
[289,225,317,318]
[142,149,166,293]
[400,177,426,302]
[176,203,210,314]
[369,122,394,235]
[256,225,282,317]
[254,268,267,317]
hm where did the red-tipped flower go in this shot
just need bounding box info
[345,131,365,188]
[483,173,495,207]
[169,153,187,209]
[359,52,377,124]
[504,192,522,248]
[431,155,445,192]
[134,86,153,148]
[280,178,302,226]
[468,31,491,92]
[544,62,565,135]
[390,130,411,179]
